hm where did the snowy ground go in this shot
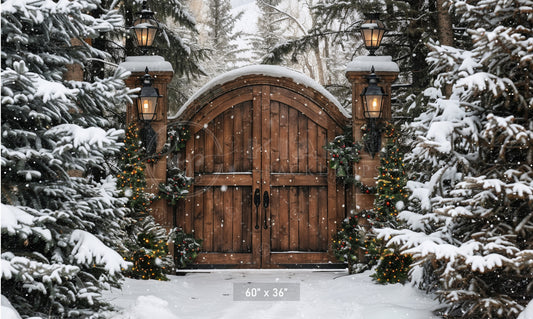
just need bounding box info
[102,269,442,319]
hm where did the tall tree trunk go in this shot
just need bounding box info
[313,42,325,85]
[436,0,454,97]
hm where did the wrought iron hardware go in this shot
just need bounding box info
[254,189,260,229]
[263,191,269,229]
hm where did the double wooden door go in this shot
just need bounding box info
[178,85,346,268]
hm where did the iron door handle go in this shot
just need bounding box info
[254,189,260,229]
[263,191,269,229]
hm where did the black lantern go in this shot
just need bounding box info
[137,68,161,154]
[361,66,387,158]
[137,68,161,122]
[360,13,386,56]
[361,66,386,119]
[132,1,160,52]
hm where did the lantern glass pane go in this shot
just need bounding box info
[364,95,383,118]
[360,18,386,53]
[133,18,158,48]
[134,28,147,47]
[361,28,374,47]
[138,96,158,121]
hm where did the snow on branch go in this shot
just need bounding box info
[454,72,515,98]
[69,230,130,275]
[46,124,123,156]
[1,252,80,290]
[0,204,51,241]
[482,114,533,158]
[457,176,533,200]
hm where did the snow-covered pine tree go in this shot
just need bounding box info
[1,0,133,317]
[378,0,533,317]
[203,0,245,75]
[250,0,283,63]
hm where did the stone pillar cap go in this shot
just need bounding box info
[119,56,173,73]
[346,56,399,73]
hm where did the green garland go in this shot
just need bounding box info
[147,123,191,164]
[324,133,362,184]
[158,167,193,205]
[171,227,202,269]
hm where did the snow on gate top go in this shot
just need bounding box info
[172,64,351,119]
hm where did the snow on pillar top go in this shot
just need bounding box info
[346,56,399,73]
[119,56,173,73]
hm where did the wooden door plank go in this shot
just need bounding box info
[214,114,224,173]
[204,127,215,173]
[223,187,233,252]
[213,187,223,251]
[298,187,309,251]
[270,101,280,173]
[184,137,195,233]
[223,109,234,173]
[194,129,205,173]
[270,174,327,186]
[279,103,289,173]
[288,108,299,173]
[278,187,289,251]
[308,187,318,250]
[270,187,280,251]
[241,187,252,252]
[233,103,244,172]
[308,120,318,173]
[289,187,299,250]
[251,86,262,266]
[337,184,347,230]
[261,85,272,267]
[203,188,214,251]
[327,120,338,241]
[317,126,327,173]
[242,101,253,171]
[232,187,243,252]
[298,113,308,174]
[318,186,328,251]
[176,200,186,231]
[194,174,252,186]
[193,189,204,244]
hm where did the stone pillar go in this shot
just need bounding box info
[345,56,399,211]
[119,56,174,228]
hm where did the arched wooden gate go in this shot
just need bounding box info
[174,66,351,268]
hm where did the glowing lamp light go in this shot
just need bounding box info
[132,1,160,51]
[361,66,386,120]
[137,68,161,122]
[360,13,386,56]
[360,66,387,158]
